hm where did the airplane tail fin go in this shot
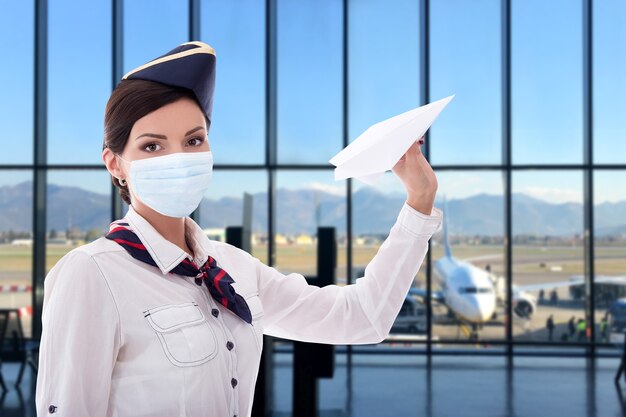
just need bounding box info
[442,195,452,258]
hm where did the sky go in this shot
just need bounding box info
[0,0,624,204]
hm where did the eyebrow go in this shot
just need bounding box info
[135,126,205,141]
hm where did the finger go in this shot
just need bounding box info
[409,139,422,155]
[400,138,423,164]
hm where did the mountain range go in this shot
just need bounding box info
[1,180,625,237]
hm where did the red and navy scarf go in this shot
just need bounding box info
[105,219,252,324]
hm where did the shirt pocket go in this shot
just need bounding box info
[243,292,264,353]
[144,301,218,367]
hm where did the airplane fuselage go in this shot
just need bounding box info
[433,255,497,324]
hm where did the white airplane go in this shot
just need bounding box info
[406,197,618,336]
[408,199,499,328]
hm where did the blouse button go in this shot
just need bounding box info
[48,405,57,413]
[211,308,219,318]
[226,341,234,350]
[194,278,203,286]
[231,377,238,388]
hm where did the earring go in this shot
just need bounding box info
[120,178,127,186]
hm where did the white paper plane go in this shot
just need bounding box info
[329,95,455,185]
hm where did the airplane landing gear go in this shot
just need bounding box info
[470,324,480,341]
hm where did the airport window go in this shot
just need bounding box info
[0,171,33,338]
[47,0,111,164]
[2,0,623,361]
[430,0,501,165]
[592,0,626,164]
[348,0,428,342]
[275,170,347,280]
[200,0,266,164]
[277,0,343,164]
[45,170,112,274]
[348,0,421,147]
[123,0,189,74]
[512,170,586,346]
[0,1,34,164]
[593,170,626,343]
[431,170,505,343]
[511,0,583,165]
[197,170,269,265]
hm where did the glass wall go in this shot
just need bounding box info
[431,171,505,347]
[512,171,585,347]
[123,0,189,73]
[0,1,34,165]
[277,0,343,164]
[348,0,421,142]
[275,171,347,279]
[511,0,583,165]
[198,170,269,265]
[430,0,501,166]
[201,0,266,164]
[0,172,33,338]
[3,0,625,358]
[593,171,626,344]
[45,171,111,273]
[348,0,425,350]
[0,2,34,338]
[48,0,111,164]
[592,0,626,164]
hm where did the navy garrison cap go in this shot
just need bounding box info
[120,41,216,123]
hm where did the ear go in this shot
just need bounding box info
[102,147,126,181]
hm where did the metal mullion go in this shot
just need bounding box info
[189,0,199,41]
[266,0,277,267]
[501,0,513,359]
[111,0,123,221]
[342,0,354,397]
[419,0,432,358]
[188,0,201,223]
[265,3,278,413]
[32,0,48,340]
[582,0,595,357]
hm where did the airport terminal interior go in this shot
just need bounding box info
[2,0,626,416]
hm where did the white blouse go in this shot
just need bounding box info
[35,201,443,417]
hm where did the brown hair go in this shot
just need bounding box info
[103,79,210,204]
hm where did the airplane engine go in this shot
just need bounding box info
[513,292,536,319]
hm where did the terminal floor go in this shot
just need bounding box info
[2,352,625,416]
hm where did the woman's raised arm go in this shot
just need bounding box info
[254,201,443,344]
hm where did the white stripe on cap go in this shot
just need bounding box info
[121,41,216,81]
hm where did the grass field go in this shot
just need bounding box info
[1,242,624,288]
[1,242,624,342]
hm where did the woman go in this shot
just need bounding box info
[35,41,443,416]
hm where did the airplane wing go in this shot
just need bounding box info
[408,287,445,303]
[516,274,626,293]
[515,279,583,293]
[571,275,626,285]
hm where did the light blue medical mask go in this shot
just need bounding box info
[116,151,214,218]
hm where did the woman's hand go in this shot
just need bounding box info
[391,136,438,216]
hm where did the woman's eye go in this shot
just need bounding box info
[187,136,205,146]
[143,143,161,152]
